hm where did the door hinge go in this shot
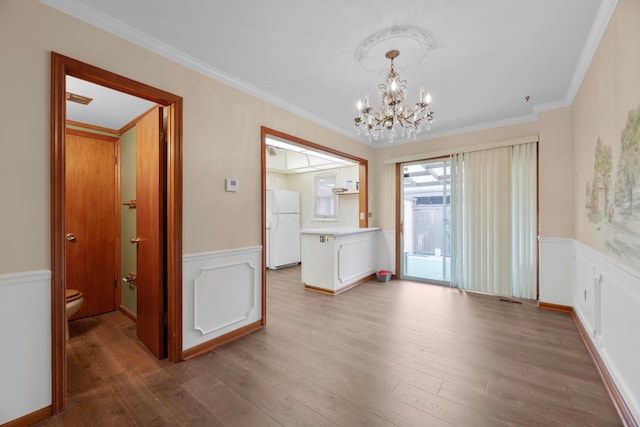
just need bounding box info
[164,312,168,325]
[114,279,117,288]
[114,154,118,165]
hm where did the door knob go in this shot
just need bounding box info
[130,237,141,244]
[65,233,76,242]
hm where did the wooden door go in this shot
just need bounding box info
[135,106,166,358]
[65,129,117,319]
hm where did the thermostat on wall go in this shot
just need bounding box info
[225,178,239,192]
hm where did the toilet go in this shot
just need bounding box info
[65,289,84,340]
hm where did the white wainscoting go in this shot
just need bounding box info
[0,270,51,424]
[573,241,640,422]
[182,246,262,351]
[539,237,574,306]
[337,238,376,285]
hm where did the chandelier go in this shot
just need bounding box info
[354,50,434,143]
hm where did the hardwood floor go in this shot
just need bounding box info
[38,266,622,426]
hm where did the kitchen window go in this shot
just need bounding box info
[313,172,338,220]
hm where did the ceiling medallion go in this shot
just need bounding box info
[354,25,436,73]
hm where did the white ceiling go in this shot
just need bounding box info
[47,0,615,146]
[66,76,155,130]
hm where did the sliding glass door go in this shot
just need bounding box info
[399,143,538,299]
[401,159,451,283]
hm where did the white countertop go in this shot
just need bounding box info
[300,227,381,236]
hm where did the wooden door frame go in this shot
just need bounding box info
[260,127,369,324]
[51,52,183,414]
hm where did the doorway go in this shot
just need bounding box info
[260,127,368,322]
[51,52,183,414]
[400,158,451,284]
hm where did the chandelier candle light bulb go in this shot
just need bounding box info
[354,49,434,143]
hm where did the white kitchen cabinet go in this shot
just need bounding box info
[300,227,381,294]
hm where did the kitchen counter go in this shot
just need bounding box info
[300,227,381,236]
[300,227,381,294]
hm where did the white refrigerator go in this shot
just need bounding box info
[266,190,301,269]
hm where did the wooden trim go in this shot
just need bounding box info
[539,302,636,425]
[118,305,137,322]
[51,52,184,416]
[535,142,540,300]
[182,321,263,360]
[358,163,368,228]
[260,127,268,327]
[538,301,572,313]
[304,273,376,295]
[260,126,370,327]
[570,310,638,427]
[50,52,67,415]
[261,127,368,165]
[303,284,336,295]
[2,406,51,427]
[64,127,119,141]
[166,100,184,363]
[115,137,122,313]
[66,119,120,136]
[119,104,161,135]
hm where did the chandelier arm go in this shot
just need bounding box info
[353,49,435,142]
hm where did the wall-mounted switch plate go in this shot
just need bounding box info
[225,178,239,192]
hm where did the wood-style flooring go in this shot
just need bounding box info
[38,266,622,426]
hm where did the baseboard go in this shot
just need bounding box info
[304,273,375,295]
[183,320,262,360]
[538,301,572,313]
[1,406,51,427]
[571,310,638,427]
[118,305,137,322]
[539,301,637,425]
[304,284,336,295]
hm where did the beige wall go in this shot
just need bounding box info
[0,0,612,275]
[0,1,372,274]
[538,107,574,238]
[572,0,640,271]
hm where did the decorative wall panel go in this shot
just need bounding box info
[183,246,261,351]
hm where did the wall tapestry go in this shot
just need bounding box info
[585,105,640,270]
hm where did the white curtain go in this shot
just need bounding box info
[511,142,537,299]
[451,142,537,299]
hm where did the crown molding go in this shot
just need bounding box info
[39,0,354,142]
[40,0,619,150]
[563,0,619,106]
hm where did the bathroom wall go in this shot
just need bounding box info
[120,127,137,316]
